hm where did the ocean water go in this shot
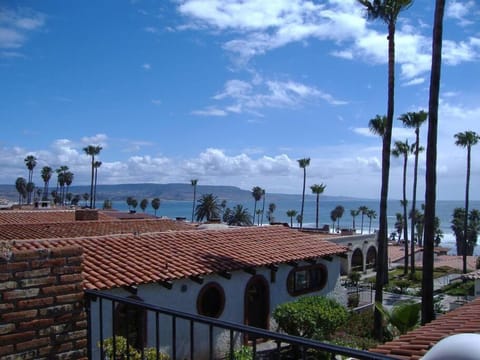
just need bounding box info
[108,198,480,256]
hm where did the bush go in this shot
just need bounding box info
[347,293,360,308]
[273,296,348,341]
[98,336,170,360]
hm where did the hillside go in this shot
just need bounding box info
[0,183,360,203]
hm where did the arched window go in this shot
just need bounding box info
[114,296,147,350]
[197,282,225,318]
[287,264,328,296]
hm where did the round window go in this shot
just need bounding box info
[196,282,225,318]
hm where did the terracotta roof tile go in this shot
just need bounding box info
[370,297,480,359]
[0,209,116,224]
[12,226,347,290]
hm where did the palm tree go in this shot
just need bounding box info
[350,209,360,231]
[251,186,263,225]
[334,205,345,231]
[422,0,446,326]
[395,212,404,242]
[195,193,221,222]
[358,205,369,234]
[190,179,198,222]
[400,110,427,276]
[40,166,53,201]
[82,193,89,207]
[24,155,37,204]
[140,198,149,213]
[367,209,377,234]
[297,158,310,229]
[15,177,27,205]
[392,140,411,274]
[358,0,413,339]
[83,145,102,208]
[454,131,480,273]
[267,203,276,223]
[330,209,338,233]
[151,198,160,217]
[226,204,253,226]
[310,183,327,229]
[260,189,266,225]
[286,210,297,228]
[93,161,102,209]
[64,171,74,204]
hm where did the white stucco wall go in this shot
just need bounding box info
[89,256,345,359]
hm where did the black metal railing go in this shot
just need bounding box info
[85,289,394,360]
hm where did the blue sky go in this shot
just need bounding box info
[1,0,479,200]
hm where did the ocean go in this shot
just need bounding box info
[108,198,480,256]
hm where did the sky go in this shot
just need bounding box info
[1,0,479,200]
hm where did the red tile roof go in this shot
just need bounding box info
[12,225,347,290]
[0,218,195,240]
[0,209,116,224]
[370,297,480,359]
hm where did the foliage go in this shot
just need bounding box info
[273,296,348,340]
[347,293,360,308]
[103,199,113,209]
[451,207,480,256]
[442,280,474,296]
[224,204,252,226]
[195,193,221,221]
[140,198,149,212]
[98,336,170,360]
[375,301,420,336]
[286,209,297,227]
[348,271,361,287]
[334,309,382,350]
[226,345,253,360]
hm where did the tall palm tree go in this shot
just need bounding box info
[195,193,221,222]
[251,186,263,225]
[454,131,480,274]
[422,0,445,326]
[64,171,74,204]
[151,197,160,217]
[297,158,310,229]
[267,203,276,223]
[392,140,411,274]
[350,209,360,231]
[93,161,102,209]
[334,205,345,231]
[24,155,37,204]
[40,166,53,201]
[358,205,369,234]
[140,198,149,213]
[190,179,198,222]
[367,209,377,234]
[286,210,297,228]
[15,177,27,204]
[358,0,413,339]
[260,189,266,225]
[310,183,327,229]
[399,111,428,254]
[83,145,102,208]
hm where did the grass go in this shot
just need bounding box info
[442,280,475,296]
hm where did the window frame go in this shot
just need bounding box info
[196,282,226,318]
[286,263,328,296]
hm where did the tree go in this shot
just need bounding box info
[392,140,411,274]
[15,177,27,205]
[83,145,102,208]
[102,199,113,209]
[422,0,446,326]
[334,205,345,231]
[358,205,369,234]
[130,198,138,211]
[350,209,360,231]
[190,179,198,222]
[367,209,377,234]
[330,209,338,233]
[82,193,89,207]
[395,212,404,243]
[261,189,266,225]
[358,0,413,339]
[286,210,297,228]
[140,198,149,213]
[399,110,428,274]
[225,204,252,226]
[93,161,102,209]
[195,193,220,222]
[297,158,310,229]
[151,198,160,217]
[454,131,480,274]
[64,171,74,204]
[251,186,263,225]
[310,183,327,229]
[255,209,262,225]
[267,203,276,223]
[24,155,37,204]
[126,196,134,211]
[40,166,53,201]
[451,208,480,257]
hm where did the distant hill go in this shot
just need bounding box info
[0,183,362,203]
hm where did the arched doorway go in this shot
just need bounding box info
[366,246,377,269]
[351,248,364,272]
[244,275,269,334]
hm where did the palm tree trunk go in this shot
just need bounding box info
[463,146,471,273]
[261,194,266,225]
[315,194,319,228]
[300,168,306,229]
[422,0,445,326]
[93,167,98,209]
[410,129,420,274]
[402,157,409,275]
[89,156,95,208]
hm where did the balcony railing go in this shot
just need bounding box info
[85,289,394,360]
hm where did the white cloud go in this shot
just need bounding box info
[446,0,476,26]
[0,7,45,49]
[402,77,425,87]
[151,99,162,105]
[80,134,108,147]
[191,107,228,116]
[142,63,151,70]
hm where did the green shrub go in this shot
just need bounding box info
[98,336,169,360]
[226,345,253,360]
[347,293,360,308]
[273,296,348,341]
